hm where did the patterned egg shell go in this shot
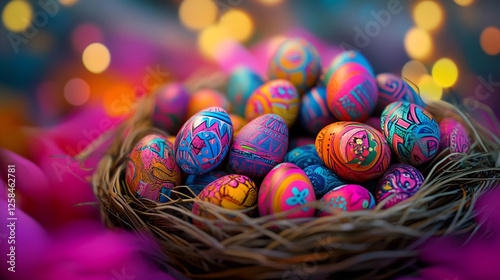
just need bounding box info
[258,163,316,219]
[439,118,471,155]
[187,88,229,119]
[324,50,374,86]
[319,184,376,216]
[268,38,322,94]
[315,122,391,182]
[303,164,346,198]
[284,144,323,170]
[375,163,424,209]
[174,107,233,175]
[183,170,228,197]
[229,114,247,138]
[381,101,440,165]
[227,67,264,116]
[299,87,337,135]
[245,79,300,127]
[375,73,425,113]
[152,83,190,134]
[326,62,378,122]
[229,114,289,180]
[126,134,181,202]
[193,174,258,221]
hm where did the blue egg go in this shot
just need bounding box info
[227,67,264,116]
[324,50,374,86]
[284,144,323,170]
[299,87,337,135]
[303,164,346,198]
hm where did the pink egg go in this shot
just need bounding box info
[375,163,424,209]
[258,163,316,219]
[326,62,378,122]
[439,118,471,156]
[319,184,376,216]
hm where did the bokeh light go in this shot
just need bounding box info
[198,25,230,60]
[72,23,104,53]
[219,9,254,43]
[404,27,433,60]
[103,84,135,117]
[2,0,33,32]
[64,78,90,106]
[401,60,428,85]
[179,0,218,31]
[82,43,111,74]
[432,58,458,87]
[480,26,500,56]
[418,74,443,102]
[454,0,474,6]
[257,0,284,5]
[413,1,443,31]
[58,0,79,6]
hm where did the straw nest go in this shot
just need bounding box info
[92,79,500,279]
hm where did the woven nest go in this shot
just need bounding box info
[92,77,500,280]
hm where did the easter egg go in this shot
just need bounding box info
[315,122,391,182]
[174,107,233,175]
[299,87,337,135]
[439,118,471,156]
[375,73,425,113]
[324,50,374,86]
[284,144,323,170]
[126,134,181,202]
[193,174,257,221]
[187,88,229,118]
[258,163,316,219]
[375,163,424,208]
[303,164,345,198]
[319,184,376,216]
[227,67,264,116]
[268,38,322,94]
[229,114,247,138]
[381,101,440,165]
[245,79,300,127]
[152,83,190,134]
[326,62,378,122]
[230,114,288,180]
[183,170,228,198]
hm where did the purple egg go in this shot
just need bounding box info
[152,83,190,134]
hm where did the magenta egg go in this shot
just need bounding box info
[319,184,376,216]
[152,83,190,134]
[439,118,471,156]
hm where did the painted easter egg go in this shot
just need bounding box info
[315,122,391,182]
[299,87,337,135]
[439,118,471,156]
[326,62,378,122]
[229,114,247,138]
[284,144,323,170]
[174,107,233,175]
[193,174,257,221]
[126,134,181,202]
[152,83,190,134]
[381,101,440,165]
[268,38,322,94]
[303,164,346,198]
[229,114,288,180]
[187,88,229,119]
[319,184,376,216]
[324,50,374,86]
[258,163,316,219]
[182,170,228,198]
[375,73,425,113]
[245,79,300,127]
[375,163,424,209]
[227,67,264,116]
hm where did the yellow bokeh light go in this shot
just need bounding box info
[198,25,229,60]
[64,78,90,106]
[219,9,254,43]
[2,0,33,33]
[401,60,428,85]
[480,26,500,56]
[413,1,443,31]
[432,58,458,88]
[82,43,111,74]
[404,27,433,60]
[58,0,79,6]
[179,0,218,31]
[257,0,284,6]
[418,74,443,102]
[454,0,474,6]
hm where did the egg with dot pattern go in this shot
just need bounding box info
[375,163,424,209]
[319,184,376,216]
[284,144,323,170]
[303,164,346,198]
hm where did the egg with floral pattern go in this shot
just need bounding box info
[319,184,375,216]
